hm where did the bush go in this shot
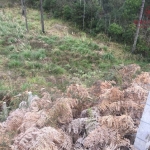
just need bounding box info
[45,63,66,75]
[136,40,150,57]
[7,60,23,68]
[63,5,72,20]
[108,23,123,41]
[122,24,136,44]
[26,0,39,8]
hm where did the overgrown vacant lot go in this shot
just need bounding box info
[0,7,150,150]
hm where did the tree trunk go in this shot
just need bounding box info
[131,0,145,53]
[21,0,28,31]
[83,0,85,30]
[21,0,24,16]
[24,0,28,32]
[40,0,45,33]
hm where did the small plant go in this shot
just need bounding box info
[45,63,66,75]
[22,49,46,60]
[9,53,21,60]
[102,52,115,61]
[22,50,32,60]
[103,46,108,51]
[108,23,123,36]
[27,76,46,85]
[32,49,46,60]
[7,60,23,68]
[7,45,15,51]
[25,61,43,69]
[39,35,58,45]
[7,37,17,44]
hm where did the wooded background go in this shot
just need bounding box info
[1,0,150,59]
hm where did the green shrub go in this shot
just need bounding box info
[122,24,136,44]
[7,60,22,68]
[63,5,72,20]
[102,52,115,61]
[22,50,32,59]
[9,53,21,60]
[45,63,66,75]
[22,49,46,60]
[7,37,17,44]
[108,23,123,40]
[7,45,15,51]
[32,49,46,60]
[136,40,150,57]
[25,61,43,69]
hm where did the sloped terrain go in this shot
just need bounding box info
[0,64,150,150]
[0,6,150,150]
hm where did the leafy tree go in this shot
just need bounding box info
[108,23,123,40]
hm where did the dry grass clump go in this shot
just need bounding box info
[98,87,124,114]
[48,98,78,125]
[118,64,141,81]
[18,110,48,133]
[2,109,26,132]
[129,72,150,100]
[118,64,140,75]
[68,115,135,149]
[66,84,95,117]
[83,125,131,149]
[133,72,150,90]
[99,115,136,135]
[67,84,91,100]
[124,84,148,103]
[11,127,72,150]
[90,80,113,97]
[99,87,123,102]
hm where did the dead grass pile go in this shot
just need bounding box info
[18,110,48,133]
[133,72,150,90]
[3,109,26,132]
[124,72,150,104]
[90,80,113,97]
[83,125,131,149]
[48,98,78,125]
[0,64,149,150]
[99,115,136,134]
[11,127,72,150]
[117,64,141,88]
[67,84,91,99]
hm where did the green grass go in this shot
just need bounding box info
[0,7,149,101]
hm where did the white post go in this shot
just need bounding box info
[134,92,150,150]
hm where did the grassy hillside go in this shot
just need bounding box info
[0,7,149,103]
[0,6,150,150]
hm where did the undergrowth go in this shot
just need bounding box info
[0,7,149,100]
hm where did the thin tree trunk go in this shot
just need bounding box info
[40,0,45,33]
[131,0,145,53]
[83,0,85,30]
[24,0,28,32]
[21,0,24,16]
[21,0,28,31]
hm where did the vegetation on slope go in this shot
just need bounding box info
[0,7,149,113]
[25,0,150,57]
[0,4,150,150]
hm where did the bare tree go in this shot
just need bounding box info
[21,0,28,31]
[83,0,85,30]
[21,0,24,16]
[40,0,45,33]
[132,0,146,53]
